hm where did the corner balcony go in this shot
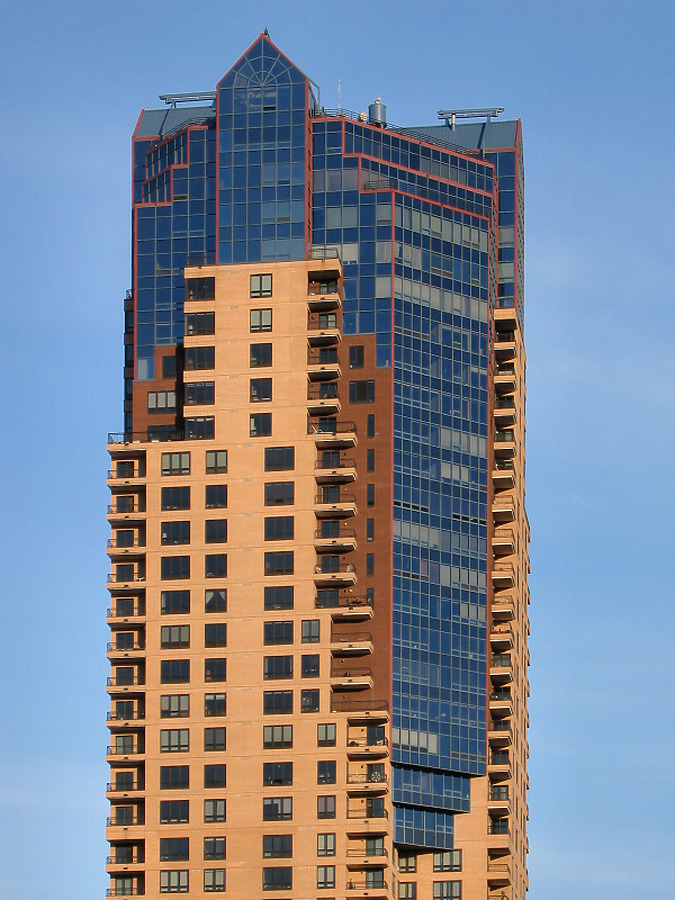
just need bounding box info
[488,750,512,778]
[307,288,341,312]
[309,419,358,449]
[346,771,388,794]
[330,665,373,690]
[107,709,145,724]
[106,744,144,762]
[316,590,373,620]
[494,430,515,459]
[494,362,516,392]
[307,313,341,347]
[107,602,146,623]
[106,640,146,660]
[308,347,341,380]
[487,861,512,887]
[488,718,512,747]
[307,384,341,415]
[315,457,358,483]
[346,736,389,759]
[492,563,515,590]
[494,396,516,426]
[346,846,389,866]
[314,490,357,518]
[315,525,357,552]
[107,538,146,559]
[494,330,516,361]
[489,688,513,718]
[491,596,515,622]
[330,631,374,656]
[107,501,146,523]
[106,675,145,696]
[314,561,358,587]
[490,654,513,685]
[493,496,516,524]
[345,878,388,898]
[492,529,515,556]
[106,781,144,797]
[492,459,515,490]
[488,785,511,816]
[490,625,514,652]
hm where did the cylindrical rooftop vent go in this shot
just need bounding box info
[368,98,386,127]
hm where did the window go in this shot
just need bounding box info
[265,447,295,472]
[114,530,135,549]
[206,450,227,474]
[204,693,226,717]
[398,852,417,873]
[185,416,214,439]
[205,589,227,612]
[367,414,375,437]
[263,834,292,858]
[250,343,272,367]
[367,518,375,541]
[185,346,215,370]
[302,655,320,678]
[366,837,385,856]
[160,695,189,718]
[205,624,227,648]
[264,516,294,541]
[317,865,335,889]
[367,448,375,471]
[159,800,189,823]
[317,833,335,857]
[204,799,226,822]
[204,837,226,860]
[264,446,294,471]
[114,666,134,686]
[205,554,228,578]
[264,551,294,575]
[162,487,190,511]
[433,883,462,899]
[148,390,176,413]
[264,585,294,610]
[205,519,228,543]
[263,762,293,786]
[317,795,336,819]
[250,377,272,401]
[264,656,293,679]
[317,761,336,784]
[399,884,417,899]
[161,625,190,648]
[250,308,272,331]
[161,660,190,684]
[433,850,462,872]
[301,689,320,712]
[318,723,336,746]
[114,876,134,895]
[367,483,375,506]
[160,838,189,861]
[263,797,292,820]
[161,521,190,545]
[160,730,189,752]
[264,690,293,715]
[349,345,364,368]
[204,869,225,892]
[250,413,272,436]
[263,724,293,748]
[205,484,227,508]
[204,764,226,787]
[262,867,292,891]
[250,273,272,297]
[161,556,190,580]
[264,621,293,644]
[366,587,374,605]
[264,482,294,505]
[185,381,215,405]
[301,619,320,643]
[186,276,214,300]
[160,870,188,893]
[367,869,386,888]
[185,311,215,335]
[162,452,190,475]
[349,379,375,403]
[367,553,374,576]
[205,659,227,682]
[160,766,189,789]
[162,355,177,378]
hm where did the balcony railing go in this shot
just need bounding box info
[347,736,389,748]
[490,752,510,766]
[107,711,145,721]
[105,889,144,897]
[308,419,357,436]
[346,847,388,858]
[107,782,143,792]
[107,605,146,618]
[346,808,388,819]
[331,666,373,679]
[347,772,388,785]
[107,642,145,652]
[107,676,145,686]
[107,745,143,755]
[332,698,389,714]
[488,820,510,835]
[490,689,512,702]
[107,853,144,865]
[106,816,144,826]
[346,879,387,890]
[331,631,372,644]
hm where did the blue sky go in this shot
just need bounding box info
[1,1,673,897]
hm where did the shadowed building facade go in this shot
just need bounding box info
[106,33,529,900]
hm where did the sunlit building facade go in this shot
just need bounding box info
[106,33,529,900]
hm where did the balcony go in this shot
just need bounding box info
[494,363,516,393]
[493,497,516,524]
[315,457,358,483]
[494,396,516,426]
[309,419,358,449]
[106,676,145,697]
[107,603,146,622]
[314,490,357,518]
[492,529,515,556]
[492,563,515,589]
[487,861,511,886]
[331,665,373,690]
[307,313,341,347]
[346,772,388,793]
[494,305,518,331]
[106,745,144,760]
[346,846,389,864]
[106,851,145,867]
[489,689,513,717]
[345,879,388,898]
[331,631,373,656]
[347,738,389,759]
[106,782,143,795]
[315,525,357,552]
[106,814,144,827]
[107,501,146,522]
[494,430,515,458]
[490,654,513,684]
[107,538,146,559]
[494,330,516,361]
[488,786,511,816]
[492,459,515,490]
[489,751,511,777]
[332,700,389,721]
[314,561,358,587]
[307,384,341,415]
[308,347,341,380]
[488,719,512,747]
[490,626,514,652]
[491,596,515,622]
[308,289,341,312]
[107,641,145,659]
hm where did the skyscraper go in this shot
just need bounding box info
[106,33,528,900]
